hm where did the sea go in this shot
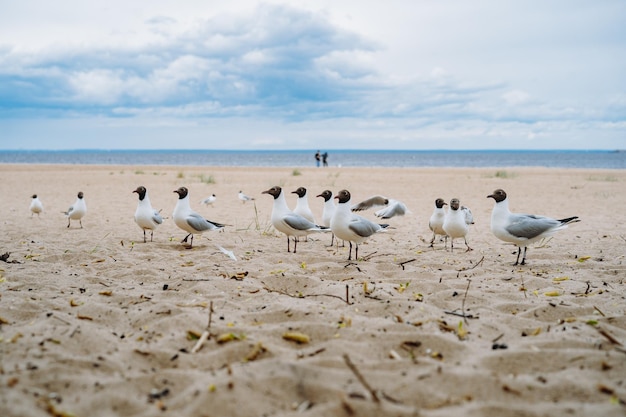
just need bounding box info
[0,150,624,169]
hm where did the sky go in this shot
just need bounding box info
[0,0,625,150]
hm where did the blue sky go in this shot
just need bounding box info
[1,0,624,150]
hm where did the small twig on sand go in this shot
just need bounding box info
[191,301,214,353]
[398,259,416,270]
[457,256,484,272]
[343,354,380,403]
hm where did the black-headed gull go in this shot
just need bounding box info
[351,195,409,219]
[428,198,447,247]
[201,194,217,207]
[442,198,472,252]
[292,187,316,224]
[30,194,43,217]
[316,189,337,246]
[488,189,580,265]
[331,189,389,260]
[238,191,255,203]
[262,186,326,253]
[133,186,163,243]
[64,191,86,228]
[173,187,225,248]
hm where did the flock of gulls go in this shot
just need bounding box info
[28,186,579,265]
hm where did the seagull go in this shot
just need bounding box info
[428,198,447,247]
[292,187,316,224]
[30,194,43,217]
[64,191,86,228]
[487,189,580,265]
[351,195,409,219]
[133,186,163,243]
[331,189,389,260]
[316,189,337,246]
[201,194,217,207]
[173,187,225,248]
[262,186,327,253]
[238,191,255,204]
[442,198,472,252]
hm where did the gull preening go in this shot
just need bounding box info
[442,198,472,252]
[428,198,447,247]
[30,194,43,217]
[488,189,580,265]
[64,191,86,228]
[201,194,217,207]
[262,185,327,253]
[332,189,389,260]
[351,195,409,219]
[173,186,225,248]
[238,191,255,204]
[133,186,163,243]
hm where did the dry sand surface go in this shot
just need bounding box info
[1,164,625,417]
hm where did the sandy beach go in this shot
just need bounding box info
[1,164,625,417]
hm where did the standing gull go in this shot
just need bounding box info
[428,198,447,247]
[292,187,316,223]
[201,194,217,207]
[488,189,580,265]
[331,189,389,260]
[133,186,163,243]
[442,198,472,252]
[262,186,326,253]
[30,194,43,217]
[173,187,225,248]
[238,191,255,204]
[317,189,337,246]
[64,191,86,228]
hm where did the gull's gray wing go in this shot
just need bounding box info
[283,213,318,231]
[349,216,382,238]
[352,195,389,212]
[153,210,164,225]
[375,200,407,219]
[461,206,474,225]
[506,214,559,239]
[187,212,223,232]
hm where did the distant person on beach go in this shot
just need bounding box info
[315,150,321,167]
[322,152,328,167]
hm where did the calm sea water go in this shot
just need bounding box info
[0,150,624,169]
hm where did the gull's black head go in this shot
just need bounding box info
[317,190,332,202]
[32,194,38,199]
[449,198,460,211]
[487,189,507,203]
[335,189,351,204]
[174,186,188,199]
[133,186,147,200]
[292,187,307,198]
[77,192,84,199]
[435,198,447,209]
[262,186,282,200]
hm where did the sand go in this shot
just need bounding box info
[0,164,625,417]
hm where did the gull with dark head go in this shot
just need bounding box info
[428,198,447,247]
[263,186,326,253]
[173,187,225,248]
[317,189,337,246]
[442,198,472,252]
[488,189,579,265]
[292,187,316,224]
[332,189,389,260]
[133,186,163,243]
[238,191,255,204]
[64,191,86,228]
[201,194,217,207]
[30,194,43,217]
